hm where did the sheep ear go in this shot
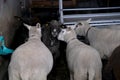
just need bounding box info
[86,18,91,23]
[61,24,67,28]
[23,23,31,30]
[74,21,79,27]
[36,23,41,28]
[74,21,82,29]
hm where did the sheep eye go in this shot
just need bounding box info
[62,31,64,33]
[78,23,82,25]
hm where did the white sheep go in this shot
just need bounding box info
[74,19,120,59]
[8,23,53,80]
[58,27,102,80]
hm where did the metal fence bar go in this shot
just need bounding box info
[59,0,120,26]
[64,22,120,26]
[63,7,120,11]
[63,12,120,18]
[59,0,64,23]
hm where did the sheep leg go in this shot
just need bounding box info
[74,72,87,80]
[70,72,74,80]
[9,70,19,80]
[30,72,47,80]
[88,69,95,80]
[94,71,102,80]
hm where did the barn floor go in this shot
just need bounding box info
[48,55,70,80]
[47,41,70,80]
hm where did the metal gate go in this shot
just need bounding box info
[59,0,120,26]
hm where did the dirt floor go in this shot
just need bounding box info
[47,41,70,80]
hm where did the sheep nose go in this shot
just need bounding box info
[52,29,58,37]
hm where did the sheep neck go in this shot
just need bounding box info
[28,35,41,41]
[85,27,92,38]
[67,38,77,44]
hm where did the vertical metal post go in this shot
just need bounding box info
[59,0,64,23]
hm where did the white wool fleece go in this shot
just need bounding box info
[9,23,53,80]
[58,28,102,80]
[75,20,120,59]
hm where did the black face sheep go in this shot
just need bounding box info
[58,27,102,80]
[41,20,61,60]
[74,19,120,59]
[8,23,53,80]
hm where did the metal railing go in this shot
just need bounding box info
[59,0,120,26]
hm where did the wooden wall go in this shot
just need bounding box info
[0,0,21,47]
[31,0,77,8]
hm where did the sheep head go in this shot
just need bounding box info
[74,19,91,36]
[23,23,42,39]
[49,20,61,38]
[58,27,77,43]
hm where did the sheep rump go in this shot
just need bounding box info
[58,28,102,80]
[8,23,53,80]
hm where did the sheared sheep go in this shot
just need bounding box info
[74,19,120,59]
[8,23,53,80]
[58,27,102,80]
